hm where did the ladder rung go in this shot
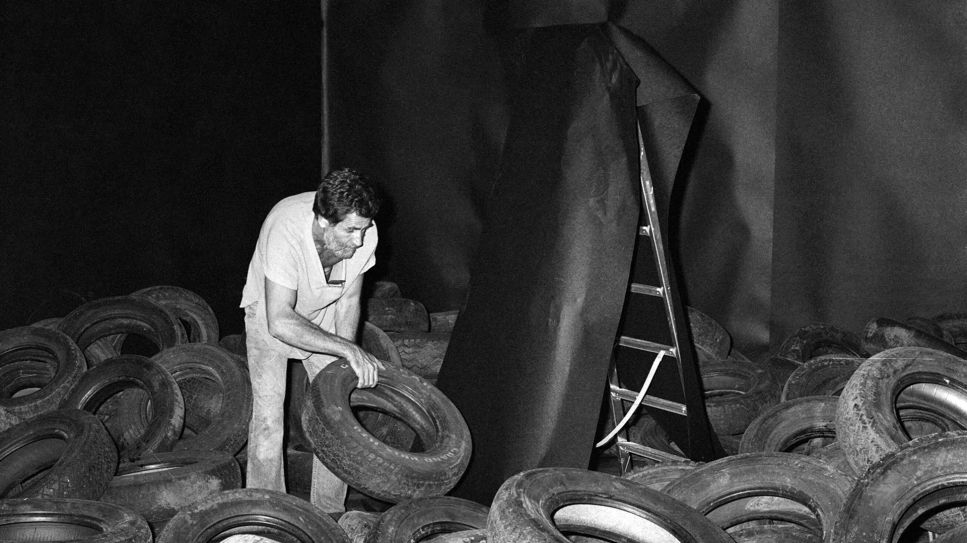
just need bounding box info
[617,337,677,358]
[614,438,688,463]
[638,225,651,237]
[630,283,663,297]
[609,384,687,416]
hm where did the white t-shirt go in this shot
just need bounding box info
[240,192,377,357]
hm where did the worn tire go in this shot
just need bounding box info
[0,325,87,431]
[701,359,781,436]
[156,488,349,542]
[776,323,866,363]
[0,408,117,499]
[131,285,220,344]
[662,452,851,539]
[218,333,247,358]
[366,496,489,543]
[365,298,430,332]
[488,467,733,542]
[133,343,251,454]
[100,450,242,533]
[0,497,151,542]
[56,295,187,365]
[60,354,185,460]
[835,347,967,476]
[861,317,967,358]
[728,523,820,543]
[780,354,863,401]
[830,431,967,541]
[738,395,838,455]
[621,459,700,490]
[386,331,450,380]
[301,361,471,502]
[428,529,489,542]
[932,312,967,351]
[687,306,732,363]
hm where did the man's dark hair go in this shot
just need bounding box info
[313,167,382,223]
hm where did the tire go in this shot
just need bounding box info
[366,496,489,543]
[625,411,684,457]
[131,285,220,344]
[156,488,349,542]
[861,317,967,358]
[429,310,460,333]
[0,408,117,499]
[370,280,403,299]
[738,396,838,455]
[835,346,967,476]
[701,359,780,436]
[662,452,851,539]
[219,333,247,357]
[0,497,151,542]
[621,459,700,490]
[138,343,251,454]
[427,529,489,542]
[810,442,854,478]
[904,316,956,344]
[687,306,732,363]
[301,361,471,502]
[60,354,185,460]
[56,295,187,365]
[932,312,967,351]
[359,322,416,450]
[365,298,430,333]
[935,522,967,542]
[776,323,866,363]
[100,450,242,533]
[830,431,967,541]
[386,331,451,380]
[780,355,863,401]
[488,467,733,542]
[0,325,86,431]
[728,523,821,543]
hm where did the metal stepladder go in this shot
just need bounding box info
[601,123,722,473]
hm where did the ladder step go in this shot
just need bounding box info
[630,283,663,297]
[638,225,651,237]
[609,384,687,416]
[614,438,689,463]
[617,337,677,358]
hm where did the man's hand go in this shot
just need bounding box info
[344,343,384,388]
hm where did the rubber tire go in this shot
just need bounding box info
[156,487,349,542]
[59,354,185,460]
[621,459,700,490]
[904,316,956,344]
[835,346,967,476]
[700,359,781,436]
[729,523,820,543]
[358,322,416,450]
[365,298,430,332]
[662,452,851,539]
[0,497,151,542]
[301,361,471,502]
[137,343,251,454]
[366,496,489,543]
[56,295,187,365]
[386,331,451,380]
[780,355,863,401]
[687,306,732,363]
[427,529,489,542]
[738,395,838,455]
[218,333,247,357]
[776,323,866,363]
[488,467,733,542]
[0,408,117,499]
[830,431,967,541]
[861,317,967,358]
[932,312,967,351]
[0,325,87,432]
[131,284,220,344]
[100,450,242,533]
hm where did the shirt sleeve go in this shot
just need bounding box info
[261,215,302,291]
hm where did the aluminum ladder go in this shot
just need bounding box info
[603,124,721,473]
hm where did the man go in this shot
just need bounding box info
[240,167,383,512]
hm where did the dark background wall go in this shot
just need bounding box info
[3,1,966,362]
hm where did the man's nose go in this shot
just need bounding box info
[352,232,364,247]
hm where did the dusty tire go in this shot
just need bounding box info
[729,523,821,542]
[301,361,471,502]
[861,317,967,358]
[131,285,220,344]
[365,298,430,332]
[830,431,967,541]
[0,408,117,499]
[428,529,489,542]
[0,497,151,542]
[156,488,349,542]
[687,306,732,363]
[932,312,967,351]
[100,450,242,533]
[137,343,251,454]
[365,496,489,543]
[386,331,450,380]
[776,323,866,363]
[0,325,87,431]
[429,310,460,333]
[662,452,851,539]
[835,347,967,476]
[701,359,780,436]
[780,355,863,401]
[218,333,247,357]
[621,459,700,490]
[738,395,838,455]
[60,354,185,460]
[56,295,187,365]
[488,467,733,542]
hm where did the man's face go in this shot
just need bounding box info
[319,212,373,261]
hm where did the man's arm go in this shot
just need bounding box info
[334,274,365,344]
[263,276,380,387]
